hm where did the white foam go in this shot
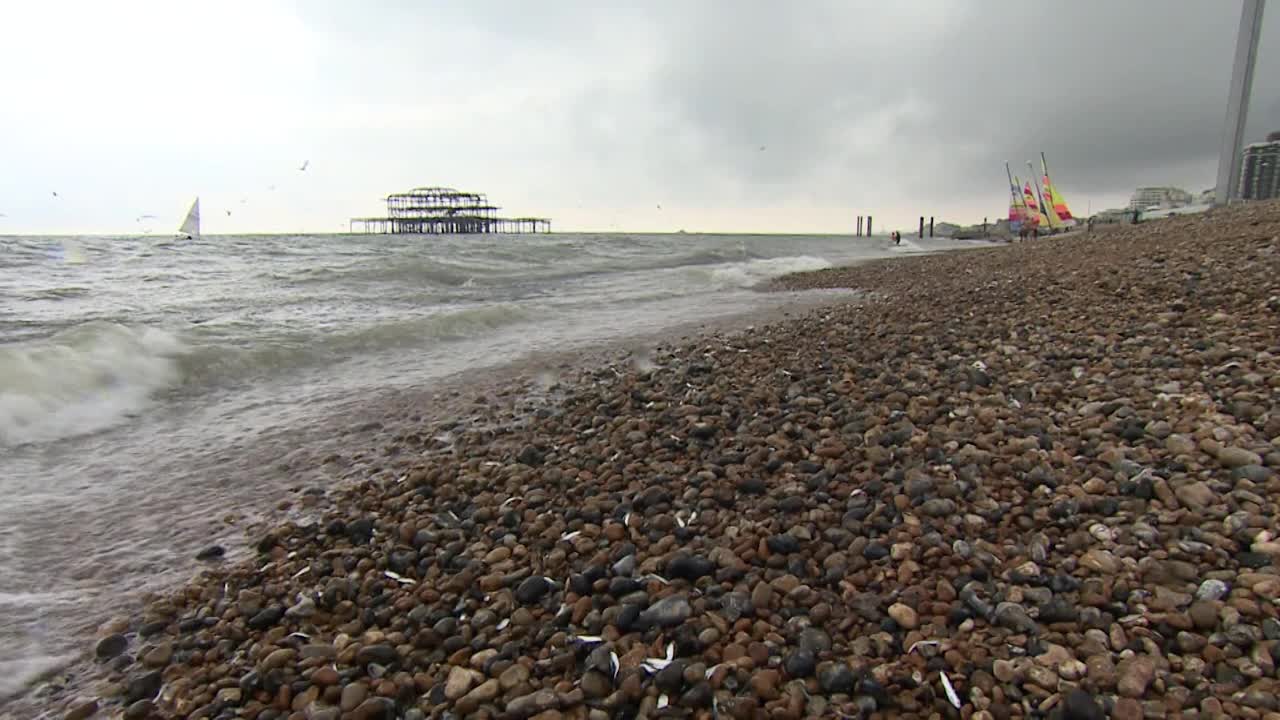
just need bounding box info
[0,322,186,446]
[703,255,833,289]
[887,238,930,254]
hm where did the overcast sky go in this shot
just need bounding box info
[1,0,1277,234]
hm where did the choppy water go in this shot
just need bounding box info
[0,229,975,703]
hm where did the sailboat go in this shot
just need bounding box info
[1040,153,1076,226]
[1028,162,1064,233]
[1021,179,1049,230]
[1005,162,1028,235]
[178,197,200,239]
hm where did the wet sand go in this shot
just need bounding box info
[19,201,1280,719]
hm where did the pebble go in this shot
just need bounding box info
[887,602,918,629]
[94,634,127,661]
[1117,656,1156,698]
[1064,681,1105,717]
[38,204,1280,720]
[194,544,225,561]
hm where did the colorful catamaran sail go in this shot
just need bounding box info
[1027,161,1064,231]
[1005,163,1029,232]
[1040,153,1075,225]
[1022,180,1047,229]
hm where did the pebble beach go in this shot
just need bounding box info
[34,201,1280,719]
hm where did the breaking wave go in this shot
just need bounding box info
[690,255,834,289]
[0,322,186,446]
[0,305,539,446]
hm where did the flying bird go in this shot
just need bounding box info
[51,191,59,197]
[656,204,662,210]
[225,210,232,216]
[299,160,309,171]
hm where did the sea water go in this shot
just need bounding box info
[0,230,980,703]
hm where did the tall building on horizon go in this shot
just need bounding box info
[1129,186,1193,211]
[1240,132,1280,201]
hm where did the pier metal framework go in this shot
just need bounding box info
[351,187,551,234]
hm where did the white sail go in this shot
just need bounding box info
[179,197,200,238]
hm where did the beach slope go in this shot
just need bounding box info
[47,202,1280,719]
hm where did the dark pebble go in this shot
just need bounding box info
[783,649,816,678]
[655,660,686,693]
[818,662,855,694]
[95,634,128,661]
[666,554,715,581]
[516,444,544,466]
[195,545,225,561]
[248,606,285,630]
[680,682,714,708]
[863,542,889,560]
[515,576,553,604]
[356,644,398,666]
[126,670,163,703]
[1062,688,1106,720]
[1239,552,1272,569]
[766,534,801,554]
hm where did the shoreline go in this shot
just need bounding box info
[17,201,1280,718]
[5,287,862,717]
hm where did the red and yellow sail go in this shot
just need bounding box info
[1041,156,1075,223]
[1022,181,1045,228]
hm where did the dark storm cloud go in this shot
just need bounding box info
[637,0,1280,206]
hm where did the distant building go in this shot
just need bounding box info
[1240,135,1280,201]
[1128,186,1192,211]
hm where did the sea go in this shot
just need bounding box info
[0,230,982,705]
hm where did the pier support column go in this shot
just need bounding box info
[929,217,934,237]
[866,216,872,236]
[919,217,924,239]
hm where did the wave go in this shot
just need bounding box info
[687,255,834,289]
[887,239,931,254]
[23,286,92,300]
[179,303,534,386]
[0,322,186,446]
[279,243,764,291]
[1,304,537,446]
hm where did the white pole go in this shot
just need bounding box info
[1215,0,1266,205]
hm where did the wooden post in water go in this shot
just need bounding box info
[866,216,873,236]
[856,216,863,236]
[929,217,934,237]
[918,217,924,239]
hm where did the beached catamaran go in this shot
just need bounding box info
[1040,152,1076,228]
[1005,162,1031,233]
[1005,154,1077,236]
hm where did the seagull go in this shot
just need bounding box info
[51,191,59,197]
[656,204,662,210]
[299,160,309,171]
[225,210,231,216]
